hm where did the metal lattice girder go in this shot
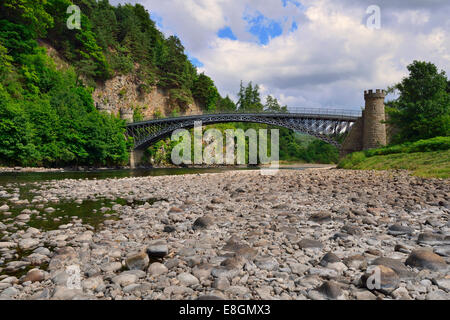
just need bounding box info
[126,112,360,150]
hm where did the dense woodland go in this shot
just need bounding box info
[0,0,339,167]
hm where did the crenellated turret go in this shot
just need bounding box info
[363,89,387,150]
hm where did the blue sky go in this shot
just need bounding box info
[110,0,450,109]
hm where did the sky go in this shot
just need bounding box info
[110,0,450,111]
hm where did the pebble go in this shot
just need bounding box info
[126,252,149,271]
[148,262,168,277]
[0,169,448,301]
[146,242,169,259]
[112,273,139,287]
[177,273,200,287]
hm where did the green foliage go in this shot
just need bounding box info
[217,95,237,113]
[192,73,220,112]
[170,107,181,118]
[338,137,450,178]
[146,87,340,165]
[153,109,164,119]
[365,136,450,157]
[0,0,54,37]
[45,0,110,80]
[265,95,288,113]
[133,105,145,122]
[387,61,450,143]
[0,20,38,59]
[237,81,264,112]
[338,150,450,179]
[0,15,129,167]
[338,152,367,169]
[0,44,13,81]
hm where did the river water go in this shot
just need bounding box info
[0,165,330,184]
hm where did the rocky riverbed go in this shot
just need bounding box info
[0,169,449,300]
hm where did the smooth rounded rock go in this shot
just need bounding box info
[148,262,168,277]
[405,249,447,271]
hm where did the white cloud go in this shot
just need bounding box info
[110,0,450,110]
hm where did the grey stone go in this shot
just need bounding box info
[388,224,414,236]
[309,212,331,223]
[371,257,415,279]
[126,252,149,271]
[193,216,213,230]
[298,239,323,249]
[317,281,342,300]
[418,233,449,246]
[148,262,168,277]
[19,238,40,250]
[146,243,168,259]
[112,273,138,287]
[405,249,448,271]
[213,277,230,290]
[255,257,279,271]
[177,273,199,287]
[432,278,450,292]
[319,252,341,267]
[52,286,83,300]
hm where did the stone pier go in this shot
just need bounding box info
[129,149,144,169]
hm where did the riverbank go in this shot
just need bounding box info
[338,150,450,179]
[0,163,333,174]
[0,169,448,300]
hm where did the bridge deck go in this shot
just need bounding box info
[127,111,361,128]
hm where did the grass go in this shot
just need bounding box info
[338,149,450,179]
[338,137,450,179]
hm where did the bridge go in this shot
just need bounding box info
[121,89,388,167]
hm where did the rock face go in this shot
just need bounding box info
[0,169,449,300]
[92,74,202,119]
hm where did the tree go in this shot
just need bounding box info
[0,44,12,80]
[237,81,264,112]
[217,95,236,112]
[265,95,288,113]
[192,73,220,112]
[387,61,450,143]
[0,0,54,37]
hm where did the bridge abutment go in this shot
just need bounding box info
[341,89,387,157]
[130,149,144,169]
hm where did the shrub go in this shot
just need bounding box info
[338,152,366,169]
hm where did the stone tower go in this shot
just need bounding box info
[120,108,134,124]
[363,89,387,150]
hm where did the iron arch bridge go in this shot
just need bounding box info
[126,108,362,151]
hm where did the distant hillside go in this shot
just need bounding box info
[0,0,231,167]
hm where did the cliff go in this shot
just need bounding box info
[40,41,202,121]
[93,73,202,119]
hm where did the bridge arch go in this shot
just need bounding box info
[126,112,359,151]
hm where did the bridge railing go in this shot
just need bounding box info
[175,107,362,118]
